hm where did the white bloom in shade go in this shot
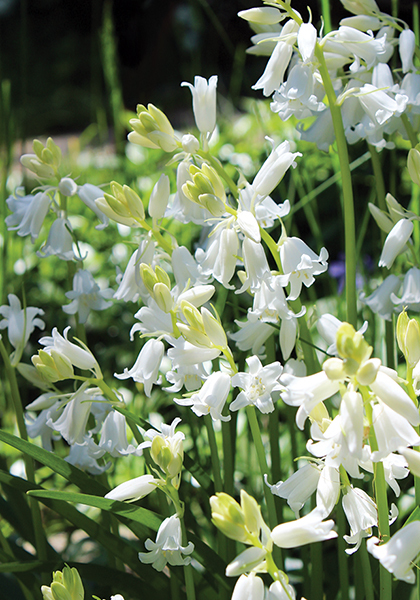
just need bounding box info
[378,218,413,269]
[37,217,76,261]
[252,139,301,198]
[65,438,111,475]
[400,29,416,73]
[278,237,328,301]
[39,326,101,377]
[115,339,164,397]
[47,383,94,445]
[370,367,420,426]
[98,410,138,457]
[111,595,125,600]
[231,356,283,414]
[175,371,231,421]
[77,183,109,230]
[271,508,337,548]
[342,486,377,554]
[181,75,218,135]
[367,521,420,583]
[0,294,44,361]
[63,269,113,324]
[6,190,51,241]
[105,473,158,502]
[359,275,401,320]
[391,267,420,311]
[138,515,194,571]
[231,573,265,600]
[266,462,321,516]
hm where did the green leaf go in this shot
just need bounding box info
[0,430,107,495]
[404,505,420,527]
[27,489,163,531]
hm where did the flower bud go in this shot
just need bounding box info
[96,181,145,227]
[128,104,179,152]
[323,357,346,381]
[181,134,200,154]
[150,432,183,478]
[397,311,420,368]
[408,148,420,186]
[240,490,262,538]
[356,358,381,385]
[182,163,226,217]
[148,173,170,219]
[58,177,78,197]
[32,349,74,382]
[41,566,84,600]
[336,322,372,374]
[210,493,250,543]
[201,307,227,348]
[153,282,173,313]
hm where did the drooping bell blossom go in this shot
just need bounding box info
[271,508,337,548]
[164,362,208,393]
[278,236,329,301]
[181,75,218,136]
[251,20,299,97]
[280,370,340,430]
[230,573,265,600]
[391,267,420,312]
[115,338,164,397]
[105,473,158,502]
[398,447,420,477]
[267,577,297,600]
[6,190,51,242]
[46,383,95,445]
[195,227,239,289]
[65,438,111,475]
[25,393,63,451]
[359,274,401,320]
[265,462,321,516]
[0,294,45,363]
[225,546,268,577]
[370,401,420,461]
[175,371,231,422]
[237,238,271,295]
[77,183,109,230]
[229,318,274,356]
[252,139,301,198]
[331,26,390,72]
[37,217,77,261]
[399,29,416,73]
[370,367,420,426]
[98,410,138,457]
[37,326,101,378]
[167,335,221,368]
[367,520,420,583]
[342,486,378,554]
[63,269,113,324]
[378,218,413,268]
[230,355,283,414]
[316,465,341,518]
[138,515,194,571]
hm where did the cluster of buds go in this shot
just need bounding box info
[128,104,180,152]
[21,137,62,180]
[182,163,227,217]
[140,264,173,313]
[41,565,84,600]
[96,181,145,227]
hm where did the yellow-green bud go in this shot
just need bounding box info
[181,301,205,332]
[336,322,372,374]
[356,357,381,386]
[128,104,179,152]
[210,493,250,543]
[96,181,144,227]
[182,163,226,217]
[323,357,346,381]
[153,282,173,313]
[42,566,84,600]
[240,490,262,538]
[155,265,171,289]
[201,307,227,348]
[139,264,158,294]
[32,349,74,382]
[397,310,420,368]
[150,433,183,478]
[408,148,420,187]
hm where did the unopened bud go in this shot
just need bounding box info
[408,148,420,186]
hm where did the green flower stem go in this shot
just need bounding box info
[245,405,283,569]
[401,113,419,148]
[204,415,223,493]
[315,44,357,328]
[359,540,375,600]
[320,0,332,33]
[265,335,282,521]
[336,501,350,600]
[0,338,48,567]
[365,400,391,600]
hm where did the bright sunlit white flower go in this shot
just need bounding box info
[271,508,337,548]
[181,75,218,136]
[367,520,420,583]
[378,218,413,269]
[252,139,301,198]
[115,338,164,397]
[175,371,231,421]
[105,473,158,502]
[230,355,283,413]
[138,514,194,571]
[342,486,378,553]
